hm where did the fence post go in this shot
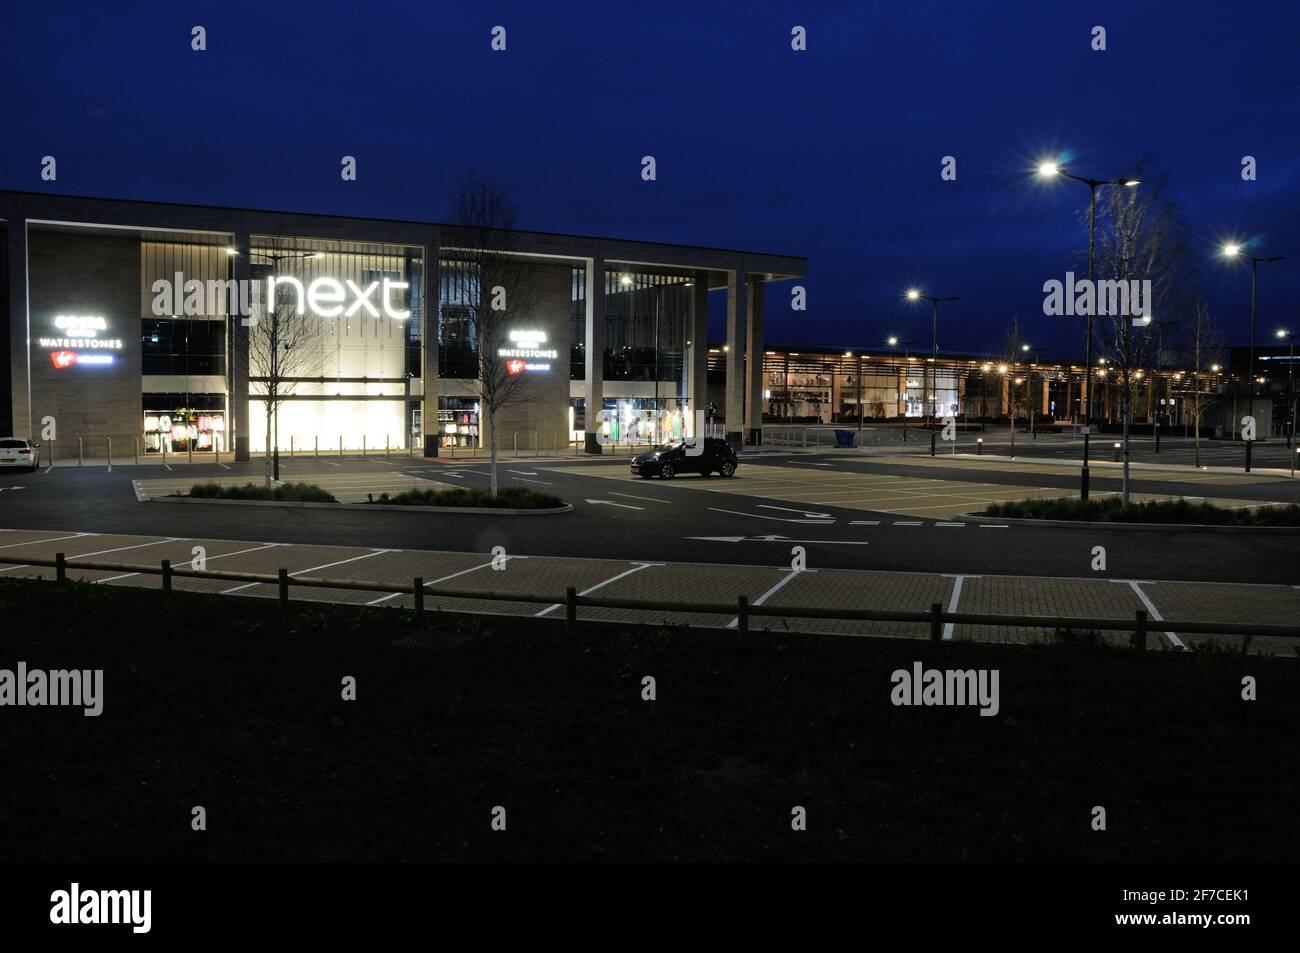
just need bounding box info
[161,559,172,593]
[1132,609,1148,653]
[737,594,749,635]
[930,602,943,643]
[565,586,578,629]
[413,577,424,615]
[278,568,290,610]
[56,552,66,584]
[105,437,112,472]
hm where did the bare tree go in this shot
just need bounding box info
[245,247,326,488]
[1092,172,1194,503]
[445,173,535,496]
[1175,300,1225,469]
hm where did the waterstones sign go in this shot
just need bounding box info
[150,273,411,322]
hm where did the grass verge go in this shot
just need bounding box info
[983,496,1300,526]
[370,485,564,509]
[185,481,338,503]
[0,576,1295,862]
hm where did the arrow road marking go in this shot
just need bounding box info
[587,498,643,510]
[757,503,832,518]
[685,535,869,546]
[708,507,835,524]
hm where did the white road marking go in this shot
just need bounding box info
[685,535,869,546]
[610,492,671,504]
[892,521,923,526]
[0,532,92,551]
[96,542,288,583]
[727,568,805,629]
[507,470,538,476]
[587,499,643,510]
[365,555,526,606]
[935,522,964,527]
[708,507,833,524]
[222,549,390,595]
[979,524,1009,529]
[758,503,833,518]
[1127,580,1187,650]
[850,520,880,525]
[514,477,553,485]
[534,562,660,617]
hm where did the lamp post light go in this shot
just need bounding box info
[905,290,960,456]
[1221,245,1283,409]
[888,335,924,442]
[1037,161,1140,499]
[1279,328,1296,450]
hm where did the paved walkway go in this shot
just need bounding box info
[1,527,1294,655]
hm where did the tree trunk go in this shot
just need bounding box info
[263,401,273,489]
[488,404,499,497]
[1121,397,1131,505]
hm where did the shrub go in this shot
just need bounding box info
[186,481,337,503]
[983,496,1300,526]
[373,485,564,509]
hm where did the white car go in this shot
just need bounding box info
[0,438,40,472]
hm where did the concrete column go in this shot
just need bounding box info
[230,224,251,461]
[421,232,440,457]
[582,254,605,453]
[724,269,746,448]
[4,218,28,438]
[687,270,708,437]
[744,276,764,443]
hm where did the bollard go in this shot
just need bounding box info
[78,436,83,467]
[737,594,749,635]
[565,586,578,630]
[56,552,67,584]
[188,435,193,466]
[134,435,140,466]
[278,568,290,610]
[413,577,424,614]
[105,437,112,472]
[1113,442,1121,462]
[161,559,172,593]
[1132,609,1148,653]
[930,603,943,643]
[162,441,167,468]
[976,438,983,455]
[513,432,518,455]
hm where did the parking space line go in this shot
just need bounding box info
[1127,580,1187,650]
[96,542,287,583]
[222,550,391,595]
[726,569,804,629]
[942,574,979,640]
[534,562,660,617]
[0,532,93,552]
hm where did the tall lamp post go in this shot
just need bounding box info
[1036,162,1140,499]
[1021,343,1048,438]
[1221,245,1283,450]
[1279,328,1296,450]
[888,335,924,442]
[905,290,960,456]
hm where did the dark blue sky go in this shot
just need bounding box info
[3,0,1297,357]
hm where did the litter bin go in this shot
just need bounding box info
[834,429,856,448]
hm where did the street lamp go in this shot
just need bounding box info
[1221,243,1284,410]
[1037,160,1140,499]
[1279,328,1296,450]
[905,290,961,456]
[1021,343,1048,438]
[888,335,924,441]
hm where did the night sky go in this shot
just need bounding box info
[2,0,1297,357]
